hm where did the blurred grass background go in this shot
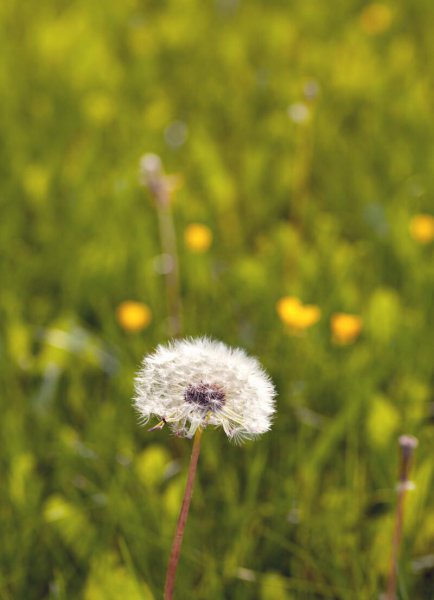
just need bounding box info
[1,0,434,598]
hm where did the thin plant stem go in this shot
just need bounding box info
[164,428,203,600]
[386,435,418,600]
[156,201,182,337]
[140,154,182,337]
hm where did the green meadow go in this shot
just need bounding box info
[1,0,434,598]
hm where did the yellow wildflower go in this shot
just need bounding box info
[360,3,393,35]
[184,224,213,253]
[331,313,362,345]
[409,214,434,244]
[299,305,322,328]
[116,301,152,332]
[276,296,321,333]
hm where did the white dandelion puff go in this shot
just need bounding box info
[134,337,276,442]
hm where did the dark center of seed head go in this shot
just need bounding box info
[184,382,225,411]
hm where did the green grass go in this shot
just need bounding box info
[1,0,434,598]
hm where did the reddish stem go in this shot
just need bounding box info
[386,435,418,600]
[386,484,406,600]
[164,428,203,600]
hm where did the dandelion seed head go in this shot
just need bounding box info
[399,434,418,462]
[139,153,162,180]
[399,434,418,450]
[134,337,276,442]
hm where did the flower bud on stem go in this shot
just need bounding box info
[386,434,418,600]
[139,154,182,337]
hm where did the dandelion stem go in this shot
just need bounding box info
[164,428,203,600]
[386,435,418,600]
